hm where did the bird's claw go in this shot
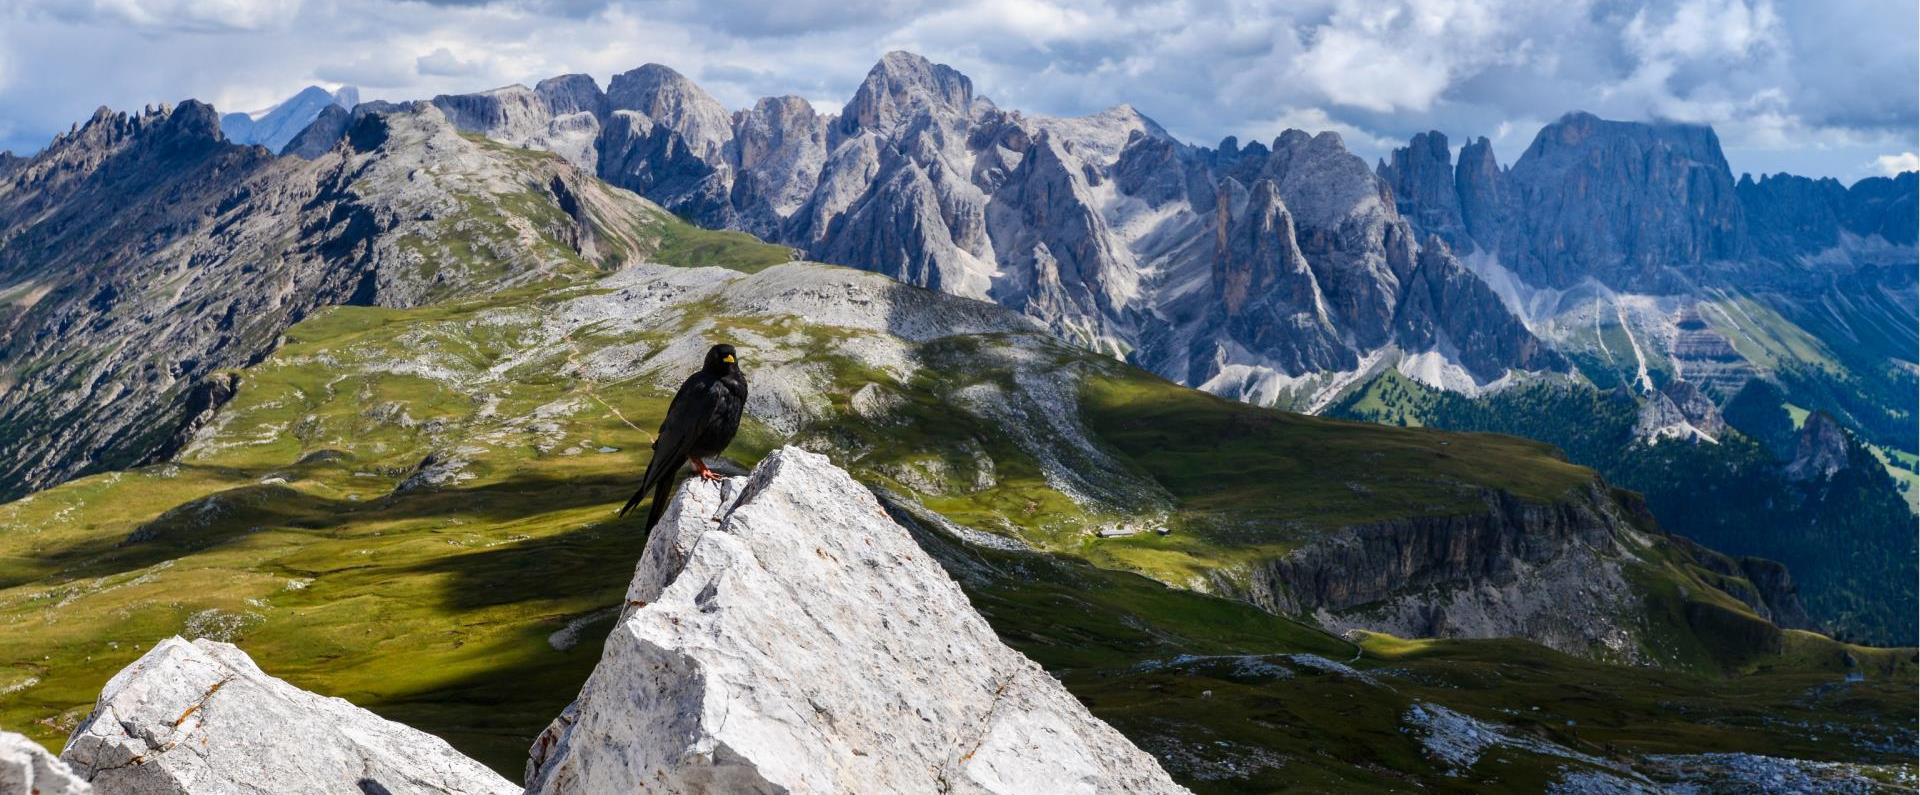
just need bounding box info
[698,469,724,482]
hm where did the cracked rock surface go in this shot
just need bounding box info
[60,637,515,795]
[525,446,1187,794]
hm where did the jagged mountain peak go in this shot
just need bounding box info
[219,84,356,153]
[534,73,607,119]
[842,50,977,136]
[606,62,734,161]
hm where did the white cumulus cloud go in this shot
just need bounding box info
[1874,152,1920,175]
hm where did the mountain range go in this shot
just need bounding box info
[307,52,1910,425]
[0,50,1914,792]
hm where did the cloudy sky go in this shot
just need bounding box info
[1,0,1914,180]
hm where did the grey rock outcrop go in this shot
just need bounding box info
[525,447,1188,795]
[731,96,829,237]
[1453,136,1510,251]
[534,74,607,119]
[606,64,735,163]
[1635,379,1726,444]
[1201,179,1349,377]
[61,637,516,795]
[1785,411,1851,481]
[1241,482,1649,660]
[431,84,552,144]
[2,732,90,795]
[1735,557,1818,631]
[841,50,975,137]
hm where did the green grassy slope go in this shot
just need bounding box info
[0,261,1910,789]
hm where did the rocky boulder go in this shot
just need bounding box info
[524,447,1187,794]
[3,731,90,795]
[60,637,516,795]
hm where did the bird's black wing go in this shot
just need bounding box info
[619,374,720,517]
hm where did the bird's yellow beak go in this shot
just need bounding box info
[723,354,735,363]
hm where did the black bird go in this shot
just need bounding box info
[619,344,748,529]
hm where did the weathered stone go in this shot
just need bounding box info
[525,447,1188,795]
[61,637,515,795]
[2,731,90,795]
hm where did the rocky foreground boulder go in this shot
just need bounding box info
[60,637,516,795]
[525,446,1188,794]
[3,731,90,794]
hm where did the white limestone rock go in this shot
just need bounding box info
[525,446,1188,795]
[2,731,90,795]
[60,637,515,795]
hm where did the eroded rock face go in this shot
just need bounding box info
[1242,483,1649,660]
[61,637,516,795]
[2,731,90,795]
[1378,132,1469,252]
[1501,112,1748,290]
[525,447,1188,795]
[1392,236,1563,383]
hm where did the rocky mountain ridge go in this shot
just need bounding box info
[0,99,716,500]
[307,53,1914,425]
[292,52,1553,407]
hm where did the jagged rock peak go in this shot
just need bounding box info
[841,50,976,136]
[1454,135,1507,247]
[606,63,735,161]
[2,731,90,794]
[61,637,517,794]
[1380,131,1469,250]
[535,72,607,117]
[525,446,1189,794]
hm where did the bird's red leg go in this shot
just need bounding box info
[690,457,722,481]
